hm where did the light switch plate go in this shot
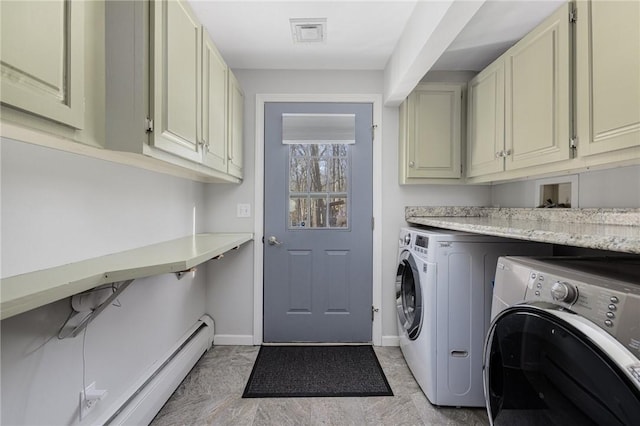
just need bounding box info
[237,203,251,218]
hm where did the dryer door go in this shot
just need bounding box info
[484,304,640,426]
[396,250,422,340]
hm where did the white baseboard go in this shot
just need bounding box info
[92,315,214,426]
[381,335,400,347]
[214,334,255,346]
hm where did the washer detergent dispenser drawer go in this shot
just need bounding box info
[484,305,640,426]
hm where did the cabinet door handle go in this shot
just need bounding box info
[503,149,512,157]
[495,151,503,158]
[408,161,415,168]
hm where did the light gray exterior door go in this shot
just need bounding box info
[264,102,373,342]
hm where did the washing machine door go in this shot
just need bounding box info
[396,250,423,340]
[484,303,640,426]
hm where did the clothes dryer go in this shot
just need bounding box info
[485,256,640,425]
[396,227,550,407]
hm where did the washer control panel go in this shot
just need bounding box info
[409,234,431,260]
[522,265,640,359]
[524,270,626,331]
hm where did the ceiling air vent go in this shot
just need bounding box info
[290,18,327,43]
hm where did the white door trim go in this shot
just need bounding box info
[253,93,383,346]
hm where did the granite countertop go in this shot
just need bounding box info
[405,207,640,254]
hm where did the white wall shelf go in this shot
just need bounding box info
[0,233,253,320]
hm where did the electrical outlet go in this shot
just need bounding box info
[79,382,107,421]
[237,203,251,218]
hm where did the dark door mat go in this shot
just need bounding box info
[242,345,393,398]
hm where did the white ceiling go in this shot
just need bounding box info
[189,0,418,70]
[189,0,565,73]
[432,0,566,71]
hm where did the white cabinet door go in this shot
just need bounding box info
[227,71,244,179]
[201,30,228,172]
[151,0,202,163]
[504,1,571,171]
[0,0,84,128]
[577,0,640,156]
[403,84,463,180]
[467,61,505,178]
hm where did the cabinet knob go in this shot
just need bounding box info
[408,161,415,168]
[495,151,502,158]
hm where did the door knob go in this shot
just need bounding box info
[267,236,282,246]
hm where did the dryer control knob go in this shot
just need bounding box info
[404,234,411,245]
[551,281,578,304]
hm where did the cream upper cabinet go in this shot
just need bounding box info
[105,0,243,183]
[399,83,463,183]
[504,1,572,171]
[576,0,640,156]
[151,0,202,163]
[0,0,84,129]
[227,71,244,179]
[467,61,505,178]
[466,2,572,180]
[201,30,228,172]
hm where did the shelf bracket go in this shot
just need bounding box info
[174,250,232,280]
[175,267,198,280]
[58,279,134,339]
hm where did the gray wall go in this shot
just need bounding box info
[1,138,207,425]
[490,165,640,208]
[203,69,492,344]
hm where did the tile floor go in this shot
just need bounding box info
[150,345,490,426]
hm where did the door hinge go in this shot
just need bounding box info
[145,117,154,133]
[570,8,577,23]
[371,306,379,322]
[371,124,378,141]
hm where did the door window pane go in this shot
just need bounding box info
[289,156,308,192]
[308,157,329,192]
[289,197,308,228]
[310,197,327,228]
[289,144,309,157]
[328,158,348,192]
[284,114,352,230]
[329,198,347,228]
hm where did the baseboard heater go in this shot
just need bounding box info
[93,315,214,426]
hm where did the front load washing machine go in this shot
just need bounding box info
[396,227,550,407]
[485,256,640,425]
